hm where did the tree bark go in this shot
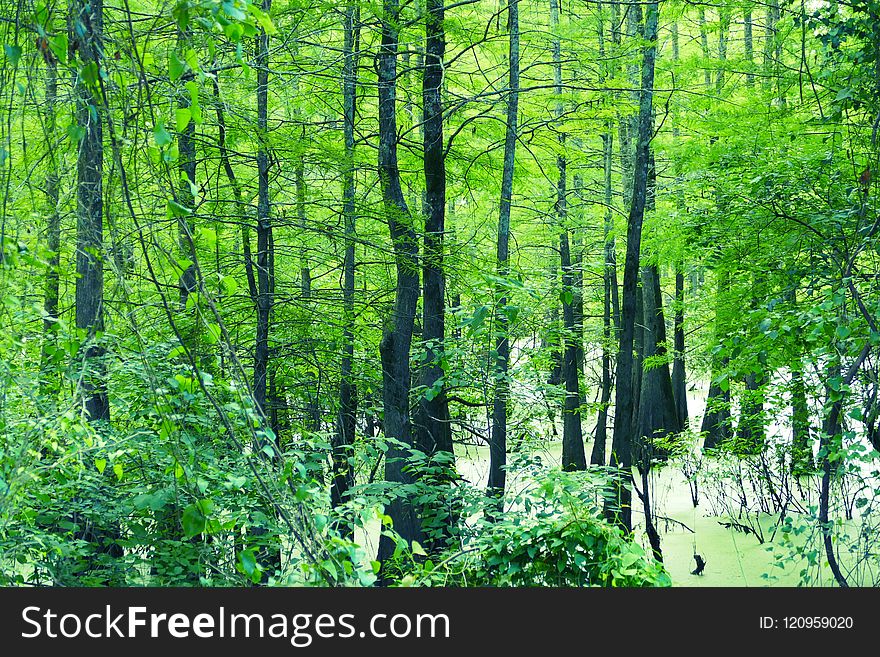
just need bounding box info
[73,0,109,423]
[672,268,688,428]
[40,31,61,397]
[550,0,585,472]
[331,1,360,533]
[607,0,658,532]
[376,0,425,565]
[488,0,519,507]
[253,0,273,421]
[416,0,453,460]
[637,264,680,461]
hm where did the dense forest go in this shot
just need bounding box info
[1,0,879,588]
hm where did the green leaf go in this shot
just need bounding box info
[175,108,191,133]
[182,503,207,538]
[67,123,85,144]
[153,122,172,147]
[186,81,202,124]
[196,226,217,249]
[169,51,186,82]
[411,540,427,556]
[4,45,22,66]
[166,199,192,218]
[251,7,277,34]
[836,325,851,340]
[113,463,124,481]
[239,549,257,577]
[49,34,68,64]
[204,322,221,344]
[220,274,238,296]
[94,458,107,474]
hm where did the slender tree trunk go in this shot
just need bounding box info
[40,37,61,397]
[413,0,458,550]
[637,264,680,457]
[698,7,712,90]
[672,268,688,428]
[253,0,273,420]
[791,364,812,474]
[177,26,196,255]
[376,0,425,565]
[488,0,519,506]
[416,0,453,459]
[73,0,108,423]
[331,1,360,533]
[592,130,617,466]
[701,276,732,450]
[717,7,730,92]
[670,21,688,429]
[607,0,658,532]
[744,8,754,87]
[550,0,585,471]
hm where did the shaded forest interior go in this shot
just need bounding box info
[2,0,880,587]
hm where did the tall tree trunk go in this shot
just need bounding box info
[672,268,688,428]
[716,7,730,92]
[297,159,320,443]
[40,32,61,397]
[607,0,658,532]
[414,0,458,551]
[73,0,108,423]
[698,7,712,90]
[701,275,732,450]
[249,0,281,580]
[551,0,585,472]
[376,0,425,565]
[592,129,617,466]
[177,26,196,255]
[637,264,680,457]
[488,0,519,506]
[790,364,812,474]
[331,1,360,534]
[744,7,755,87]
[670,21,688,429]
[253,0,273,420]
[416,0,453,460]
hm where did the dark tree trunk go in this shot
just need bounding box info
[701,276,732,450]
[251,0,281,579]
[416,0,453,460]
[177,26,196,255]
[791,365,812,474]
[637,264,680,463]
[331,1,360,534]
[593,7,620,466]
[298,160,320,442]
[73,0,108,423]
[592,131,616,466]
[607,0,658,532]
[672,268,688,428]
[376,0,425,566]
[487,0,519,508]
[744,7,754,87]
[735,371,765,454]
[414,0,458,550]
[40,40,61,397]
[550,0,585,472]
[253,1,273,420]
[561,228,585,471]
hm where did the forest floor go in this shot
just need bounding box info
[354,381,853,586]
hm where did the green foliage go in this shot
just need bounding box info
[394,469,670,587]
